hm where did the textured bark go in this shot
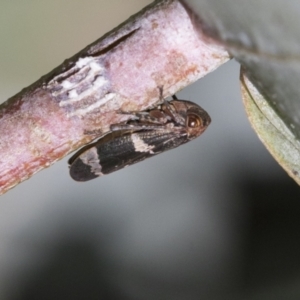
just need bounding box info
[0,0,229,195]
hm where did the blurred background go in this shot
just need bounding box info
[1,1,300,299]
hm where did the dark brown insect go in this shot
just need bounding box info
[69,89,211,181]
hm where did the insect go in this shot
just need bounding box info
[69,88,211,181]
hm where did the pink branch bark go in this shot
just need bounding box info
[0,0,229,195]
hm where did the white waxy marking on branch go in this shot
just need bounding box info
[59,75,108,107]
[68,89,78,98]
[76,56,94,68]
[68,93,116,117]
[47,56,109,112]
[131,133,155,154]
[61,80,74,89]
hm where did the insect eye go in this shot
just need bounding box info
[187,114,202,128]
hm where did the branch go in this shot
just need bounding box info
[0,0,229,195]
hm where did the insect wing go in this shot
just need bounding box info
[69,128,187,182]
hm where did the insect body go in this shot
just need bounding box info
[69,93,211,181]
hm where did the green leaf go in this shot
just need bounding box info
[185,0,300,184]
[241,71,300,184]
